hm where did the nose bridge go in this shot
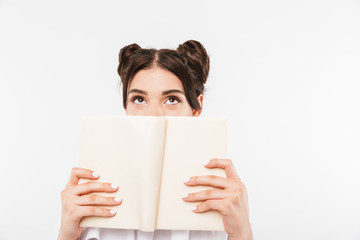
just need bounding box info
[146,101,164,116]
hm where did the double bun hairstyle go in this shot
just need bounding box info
[117,40,210,111]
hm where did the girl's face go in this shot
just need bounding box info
[125,67,203,116]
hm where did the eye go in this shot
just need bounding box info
[165,96,181,105]
[130,95,146,105]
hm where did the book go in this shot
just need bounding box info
[77,115,227,232]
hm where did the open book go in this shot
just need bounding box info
[77,115,227,232]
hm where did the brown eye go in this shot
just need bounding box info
[131,96,146,104]
[165,96,180,105]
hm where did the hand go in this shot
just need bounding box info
[58,167,122,240]
[182,158,252,240]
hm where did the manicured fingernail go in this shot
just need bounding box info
[114,197,122,202]
[192,206,198,211]
[183,178,190,183]
[111,184,118,189]
[92,171,100,178]
[109,209,116,214]
[182,193,189,199]
[203,160,210,166]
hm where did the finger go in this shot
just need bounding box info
[182,189,229,202]
[72,206,117,220]
[243,184,250,218]
[184,175,229,189]
[67,167,99,187]
[73,182,119,196]
[75,194,123,206]
[193,199,231,216]
[205,158,239,179]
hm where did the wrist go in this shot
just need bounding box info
[57,233,78,240]
[228,233,252,240]
[228,236,252,240]
[57,231,79,240]
[227,226,253,240]
[57,225,81,240]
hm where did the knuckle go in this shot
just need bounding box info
[224,200,232,210]
[88,194,97,203]
[209,175,217,180]
[84,181,96,189]
[60,189,66,199]
[84,181,93,187]
[71,167,79,174]
[61,188,72,199]
[230,192,240,202]
[239,184,244,192]
[203,200,211,209]
[217,203,224,213]
[89,207,97,214]
[221,201,231,215]
[225,159,232,166]
[67,207,78,219]
[200,202,206,211]
[236,182,244,192]
[205,190,213,198]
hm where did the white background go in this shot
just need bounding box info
[0,0,359,239]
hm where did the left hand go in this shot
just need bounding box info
[182,158,252,240]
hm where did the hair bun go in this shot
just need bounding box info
[176,40,210,85]
[118,43,141,80]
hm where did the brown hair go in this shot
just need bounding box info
[117,40,210,111]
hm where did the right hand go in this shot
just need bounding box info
[58,167,122,240]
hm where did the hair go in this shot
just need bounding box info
[117,40,210,111]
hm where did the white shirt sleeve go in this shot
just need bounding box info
[79,227,228,240]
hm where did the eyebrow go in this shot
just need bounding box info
[128,88,185,96]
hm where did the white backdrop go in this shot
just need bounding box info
[0,0,359,239]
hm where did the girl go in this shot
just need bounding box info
[58,40,252,240]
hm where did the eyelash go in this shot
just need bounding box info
[166,96,182,104]
[130,95,182,104]
[130,95,144,103]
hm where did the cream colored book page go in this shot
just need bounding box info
[77,116,166,231]
[156,117,227,231]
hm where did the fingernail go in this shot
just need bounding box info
[183,178,190,183]
[92,171,100,178]
[109,209,117,214]
[192,206,198,211]
[114,197,122,202]
[182,193,189,199]
[111,184,118,189]
[203,160,210,166]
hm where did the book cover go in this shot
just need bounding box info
[78,115,227,232]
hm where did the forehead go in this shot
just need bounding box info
[128,67,184,93]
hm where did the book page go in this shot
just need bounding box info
[156,116,227,231]
[77,116,166,231]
